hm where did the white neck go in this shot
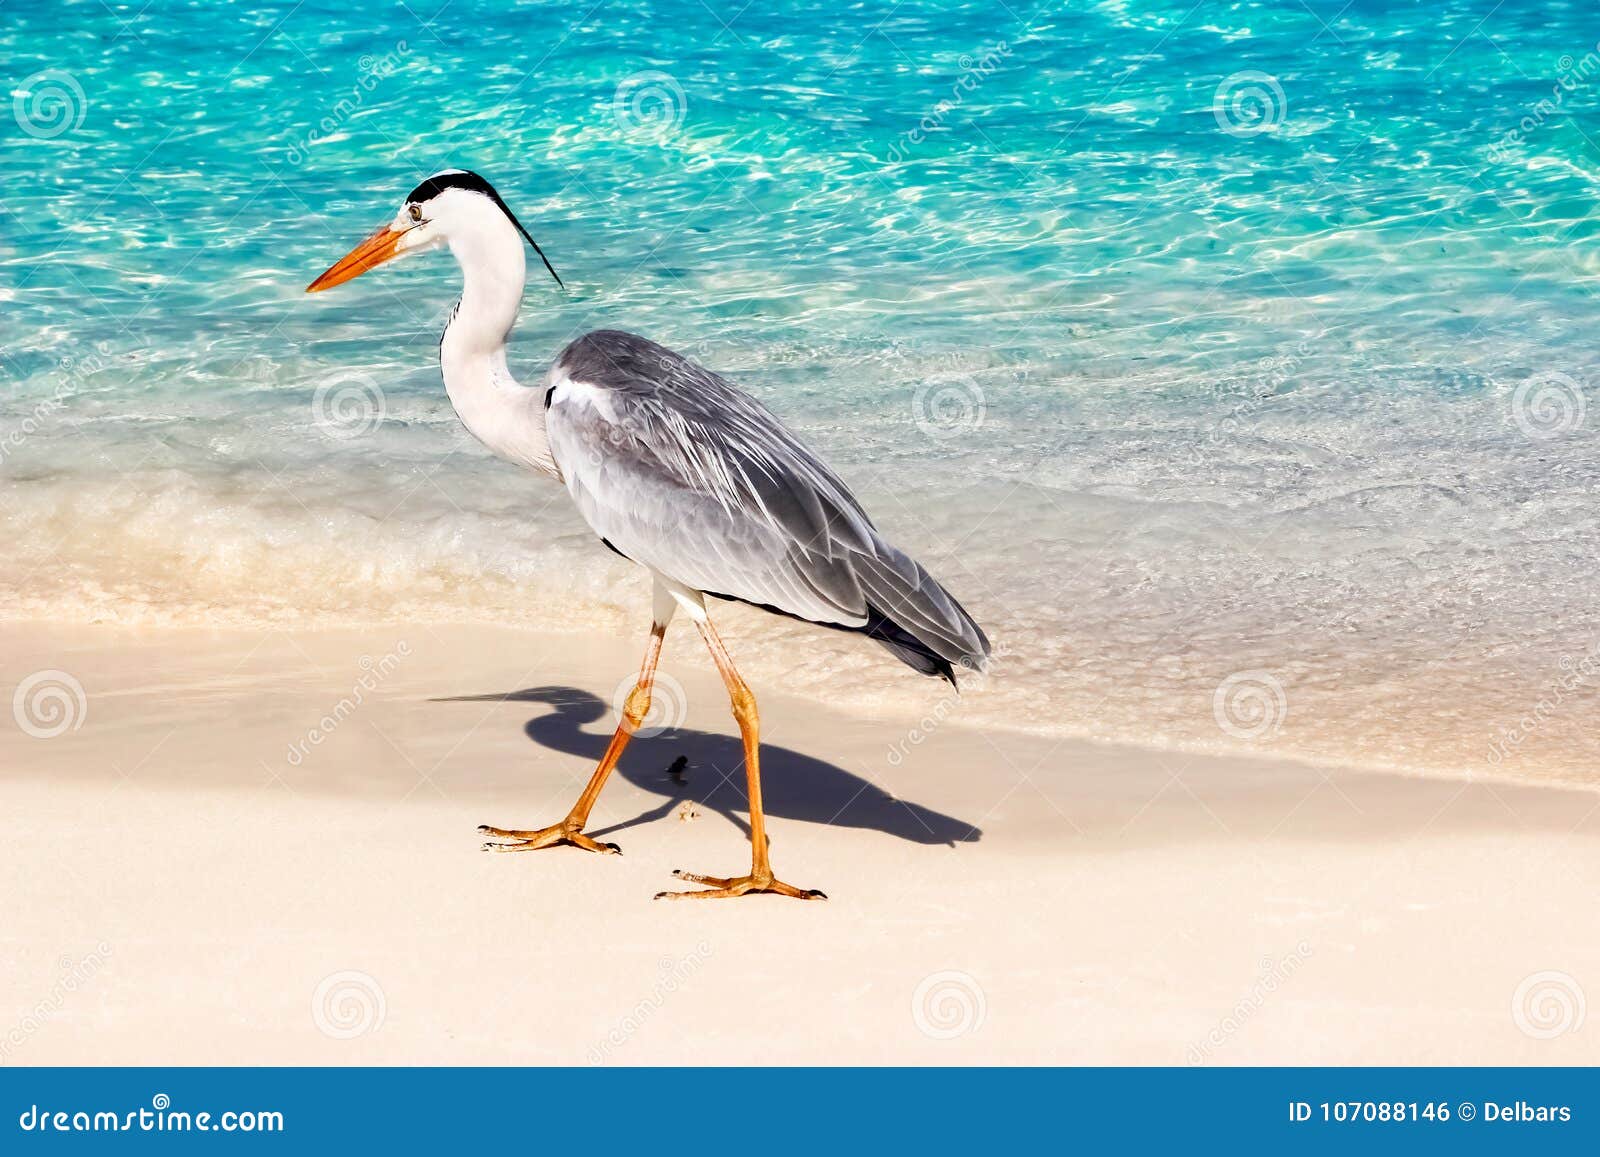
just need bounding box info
[438,208,558,478]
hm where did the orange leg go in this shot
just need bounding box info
[654,615,825,901]
[480,620,666,856]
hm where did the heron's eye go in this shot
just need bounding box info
[407,204,423,224]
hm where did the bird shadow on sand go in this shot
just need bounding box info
[433,685,981,847]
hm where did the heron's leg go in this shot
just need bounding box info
[480,615,669,856]
[654,614,825,901]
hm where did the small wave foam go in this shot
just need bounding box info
[5,378,1600,794]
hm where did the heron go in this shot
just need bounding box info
[307,169,991,900]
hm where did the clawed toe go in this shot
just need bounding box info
[655,868,827,901]
[478,823,620,856]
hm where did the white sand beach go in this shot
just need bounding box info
[1,620,1596,1066]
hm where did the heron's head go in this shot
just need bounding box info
[306,168,562,293]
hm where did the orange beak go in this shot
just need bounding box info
[306,225,406,293]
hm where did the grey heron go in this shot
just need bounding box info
[308,169,991,900]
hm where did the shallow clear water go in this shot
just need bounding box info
[5,0,1600,783]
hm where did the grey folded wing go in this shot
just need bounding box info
[544,330,990,668]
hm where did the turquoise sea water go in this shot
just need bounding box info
[5,0,1600,781]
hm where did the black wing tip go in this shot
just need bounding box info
[697,591,982,687]
[938,650,995,690]
[862,605,990,687]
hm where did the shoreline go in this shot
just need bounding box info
[0,611,1591,796]
[2,620,1597,1064]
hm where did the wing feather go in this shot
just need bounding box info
[544,330,990,671]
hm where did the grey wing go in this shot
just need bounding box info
[544,331,990,672]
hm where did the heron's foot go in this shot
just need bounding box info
[479,821,620,855]
[653,868,826,901]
